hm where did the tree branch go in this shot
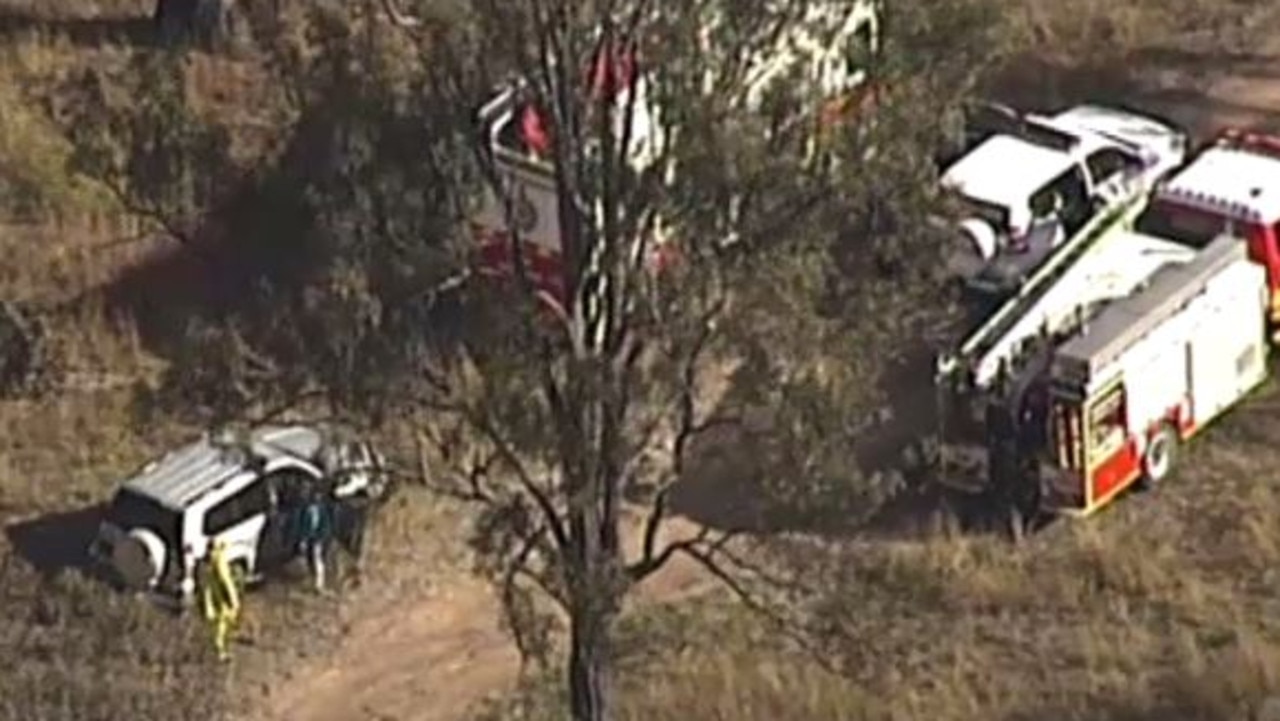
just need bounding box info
[499,524,560,666]
[416,432,498,503]
[471,409,571,553]
[98,174,196,246]
[379,0,422,28]
[626,525,731,584]
[677,539,844,677]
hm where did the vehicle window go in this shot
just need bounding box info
[1086,385,1127,464]
[1045,165,1092,233]
[1029,187,1057,219]
[1018,118,1078,153]
[1050,395,1084,471]
[264,469,314,509]
[107,489,182,549]
[948,191,1011,230]
[1085,147,1142,184]
[204,481,271,536]
[844,22,876,75]
[1133,200,1231,249]
[240,481,271,517]
[494,106,525,154]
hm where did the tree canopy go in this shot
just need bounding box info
[62,1,1014,718]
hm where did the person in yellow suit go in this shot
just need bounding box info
[200,538,242,663]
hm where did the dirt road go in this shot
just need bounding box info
[254,516,712,721]
[251,15,1280,721]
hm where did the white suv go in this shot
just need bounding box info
[939,103,1187,296]
[89,424,386,608]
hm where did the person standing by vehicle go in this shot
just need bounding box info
[296,486,335,593]
[320,438,386,590]
[334,490,372,588]
[199,537,241,663]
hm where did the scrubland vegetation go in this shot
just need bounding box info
[0,1,1279,720]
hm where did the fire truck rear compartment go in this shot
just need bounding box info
[1044,234,1270,515]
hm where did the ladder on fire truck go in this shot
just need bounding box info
[935,193,1153,394]
[939,127,1280,395]
[931,195,1193,495]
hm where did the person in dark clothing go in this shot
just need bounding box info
[334,493,372,587]
[294,487,335,593]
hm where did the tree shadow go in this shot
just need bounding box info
[666,333,1015,541]
[665,41,1280,542]
[983,45,1280,138]
[4,503,105,577]
[96,167,321,358]
[1000,673,1273,721]
[0,8,154,49]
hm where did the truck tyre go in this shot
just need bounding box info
[1141,424,1179,488]
[113,528,166,591]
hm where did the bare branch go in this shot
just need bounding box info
[98,174,196,246]
[670,293,727,477]
[471,410,571,553]
[626,525,724,583]
[499,524,558,666]
[418,435,499,503]
[379,0,422,28]
[677,540,844,677]
[636,486,672,570]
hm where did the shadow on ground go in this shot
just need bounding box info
[3,502,105,576]
[666,332,1014,541]
[985,43,1280,139]
[668,39,1280,542]
[0,8,153,48]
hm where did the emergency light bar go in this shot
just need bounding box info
[1217,128,1280,161]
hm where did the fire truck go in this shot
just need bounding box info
[1129,129,1280,338]
[935,128,1280,488]
[468,2,881,306]
[933,200,1200,485]
[992,234,1271,520]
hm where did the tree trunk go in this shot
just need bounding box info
[567,604,613,721]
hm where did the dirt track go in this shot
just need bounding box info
[254,516,712,721]
[250,18,1280,721]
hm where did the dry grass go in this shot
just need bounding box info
[0,1,1277,721]
[484,379,1280,721]
[0,7,467,721]
[0,222,468,719]
[1014,0,1270,57]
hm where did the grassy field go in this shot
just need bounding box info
[484,381,1280,720]
[0,1,1278,720]
[0,6,465,717]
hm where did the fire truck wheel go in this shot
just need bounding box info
[1141,424,1179,488]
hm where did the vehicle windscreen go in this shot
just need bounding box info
[946,191,1011,231]
[1133,199,1229,249]
[106,488,181,549]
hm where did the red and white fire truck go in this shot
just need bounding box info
[1131,129,1280,337]
[467,3,881,307]
[1000,234,1270,518]
[468,42,653,307]
[939,127,1280,520]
